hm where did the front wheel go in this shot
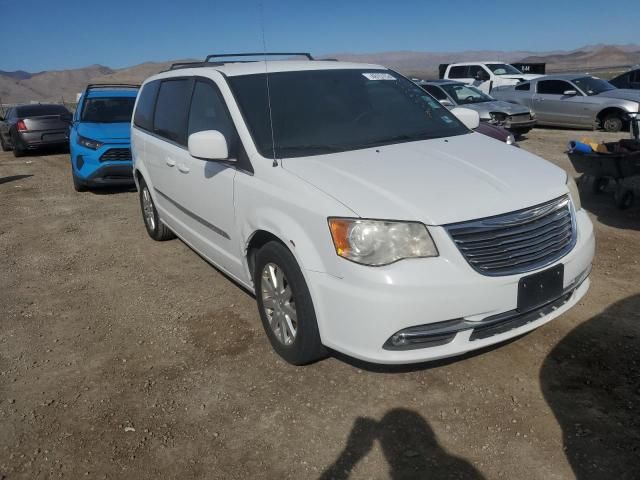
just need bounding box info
[603,114,623,133]
[72,171,88,192]
[254,241,326,365]
[138,179,175,241]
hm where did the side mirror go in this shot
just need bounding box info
[451,107,480,130]
[188,130,233,161]
[563,90,578,96]
[439,99,454,108]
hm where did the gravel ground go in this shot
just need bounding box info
[1,129,639,480]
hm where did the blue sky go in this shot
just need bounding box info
[2,0,638,72]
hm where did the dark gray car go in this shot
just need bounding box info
[0,104,72,157]
[491,74,640,132]
[418,80,536,136]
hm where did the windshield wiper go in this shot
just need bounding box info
[351,132,436,149]
[276,144,345,153]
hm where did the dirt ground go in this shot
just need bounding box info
[1,129,639,480]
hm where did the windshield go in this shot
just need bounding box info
[486,64,522,76]
[440,84,493,105]
[227,69,469,158]
[81,97,136,123]
[573,77,616,96]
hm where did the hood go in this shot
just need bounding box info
[464,100,530,118]
[282,133,566,225]
[597,88,640,103]
[77,122,131,143]
[500,74,542,82]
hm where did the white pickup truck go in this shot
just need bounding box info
[440,62,542,94]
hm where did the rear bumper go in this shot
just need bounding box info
[18,130,69,147]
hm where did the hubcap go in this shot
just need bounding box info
[142,187,156,231]
[260,262,297,346]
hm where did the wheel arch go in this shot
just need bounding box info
[596,106,627,125]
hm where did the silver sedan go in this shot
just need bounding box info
[491,74,640,132]
[418,80,536,135]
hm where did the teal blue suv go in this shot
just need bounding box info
[69,84,139,191]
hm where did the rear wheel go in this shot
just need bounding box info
[12,133,25,157]
[254,241,326,365]
[138,178,175,241]
[0,134,9,152]
[603,114,624,133]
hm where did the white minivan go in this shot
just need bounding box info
[131,53,594,365]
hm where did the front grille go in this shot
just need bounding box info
[100,148,131,162]
[446,196,576,276]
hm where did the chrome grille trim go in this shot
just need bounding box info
[446,196,576,276]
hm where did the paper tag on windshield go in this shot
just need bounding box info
[362,73,395,81]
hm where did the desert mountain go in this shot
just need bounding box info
[1,45,639,104]
[520,45,640,72]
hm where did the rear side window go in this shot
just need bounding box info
[448,66,468,79]
[134,81,160,131]
[537,80,572,95]
[153,79,192,145]
[421,85,448,101]
[16,104,70,117]
[515,82,530,91]
[187,80,238,153]
[632,70,640,83]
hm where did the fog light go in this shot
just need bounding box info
[76,155,84,170]
[390,333,408,347]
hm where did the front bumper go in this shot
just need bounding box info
[502,118,537,131]
[71,142,134,186]
[307,209,595,364]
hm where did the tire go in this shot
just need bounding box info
[138,178,175,241]
[614,188,634,210]
[72,171,88,192]
[254,241,326,365]
[592,177,608,195]
[0,134,9,152]
[603,114,623,133]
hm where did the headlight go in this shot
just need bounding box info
[506,134,516,145]
[566,175,582,211]
[328,218,438,266]
[77,135,103,150]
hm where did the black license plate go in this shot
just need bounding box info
[517,264,564,312]
[42,133,66,141]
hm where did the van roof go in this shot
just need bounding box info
[148,60,387,81]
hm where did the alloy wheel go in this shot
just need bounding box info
[260,262,297,346]
[142,187,156,231]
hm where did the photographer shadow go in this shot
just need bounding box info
[541,294,640,479]
[320,408,484,480]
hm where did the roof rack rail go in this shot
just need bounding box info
[168,62,205,70]
[85,83,140,90]
[204,52,314,63]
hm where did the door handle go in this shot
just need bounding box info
[166,158,176,167]
[177,164,190,173]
